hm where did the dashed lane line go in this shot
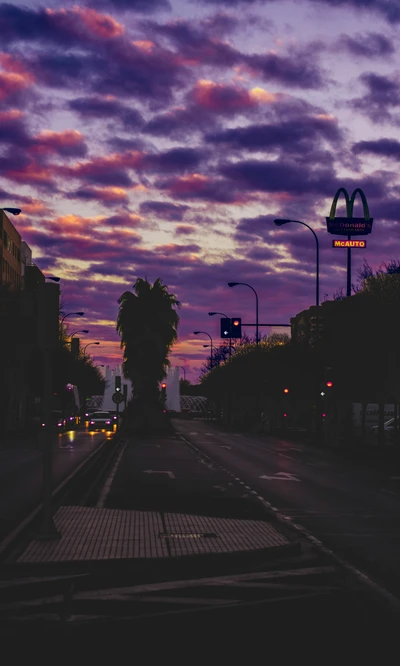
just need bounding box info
[178,432,400,612]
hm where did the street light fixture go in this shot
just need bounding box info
[46,277,61,282]
[61,312,84,324]
[194,330,213,368]
[70,330,89,337]
[274,219,319,307]
[84,342,100,355]
[228,282,259,344]
[209,310,232,355]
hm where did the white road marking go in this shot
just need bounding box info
[96,440,127,508]
[259,472,301,482]
[220,445,231,449]
[143,470,175,479]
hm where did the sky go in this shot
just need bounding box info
[1,0,400,381]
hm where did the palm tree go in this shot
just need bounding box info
[116,278,180,430]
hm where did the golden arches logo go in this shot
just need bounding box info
[328,187,371,221]
[326,187,373,237]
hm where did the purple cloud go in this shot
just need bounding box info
[245,46,326,90]
[336,32,395,58]
[139,200,190,221]
[350,72,400,123]
[353,138,400,160]
[68,96,143,129]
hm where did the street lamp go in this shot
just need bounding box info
[194,330,213,368]
[178,366,186,381]
[61,312,84,324]
[70,329,89,337]
[228,282,259,344]
[46,277,61,282]
[84,342,100,355]
[274,219,319,307]
[208,311,232,355]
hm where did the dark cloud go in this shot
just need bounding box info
[175,224,196,235]
[353,138,400,160]
[198,0,400,24]
[157,173,246,203]
[206,116,341,152]
[336,32,395,58]
[68,96,144,129]
[143,105,220,138]
[89,0,171,12]
[350,72,400,123]
[65,186,130,206]
[139,201,190,221]
[220,158,336,195]
[0,110,30,147]
[0,4,125,47]
[234,214,276,242]
[245,46,326,89]
[141,147,204,173]
[145,18,240,67]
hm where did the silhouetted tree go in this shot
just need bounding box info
[116,277,180,432]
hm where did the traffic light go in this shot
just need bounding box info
[115,375,121,391]
[161,382,167,389]
[220,318,231,339]
[326,381,333,388]
[283,388,289,394]
[231,317,242,338]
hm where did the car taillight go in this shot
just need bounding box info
[106,420,111,424]
[69,416,74,420]
[57,422,63,427]
[90,420,95,424]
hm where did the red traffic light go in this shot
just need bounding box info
[326,381,333,388]
[283,388,289,394]
[233,319,240,326]
[161,382,167,389]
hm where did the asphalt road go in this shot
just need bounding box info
[0,425,114,541]
[172,418,400,602]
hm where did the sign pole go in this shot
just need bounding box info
[347,234,352,297]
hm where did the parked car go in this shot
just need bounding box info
[41,410,67,431]
[87,411,113,431]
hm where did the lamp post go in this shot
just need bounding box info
[84,342,100,356]
[178,366,186,381]
[274,219,319,307]
[194,331,213,368]
[209,311,233,355]
[61,312,84,324]
[274,218,321,440]
[228,282,259,344]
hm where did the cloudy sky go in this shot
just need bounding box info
[1,0,399,381]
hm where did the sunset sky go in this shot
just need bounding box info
[1,0,400,381]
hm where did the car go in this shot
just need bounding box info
[87,411,113,431]
[84,407,99,419]
[41,410,67,431]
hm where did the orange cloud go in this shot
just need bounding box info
[32,129,86,156]
[192,79,255,112]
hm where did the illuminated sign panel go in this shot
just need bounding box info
[326,188,373,236]
[332,239,366,248]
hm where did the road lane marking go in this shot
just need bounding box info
[143,470,175,479]
[97,440,127,508]
[259,472,301,482]
[220,445,232,449]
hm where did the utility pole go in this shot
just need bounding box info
[35,282,61,540]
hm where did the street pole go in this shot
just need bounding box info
[36,282,61,540]
[347,234,352,297]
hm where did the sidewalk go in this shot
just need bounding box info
[10,433,299,569]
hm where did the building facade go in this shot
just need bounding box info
[0,210,22,288]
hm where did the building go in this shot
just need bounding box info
[0,210,21,288]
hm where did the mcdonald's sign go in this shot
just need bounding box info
[326,188,373,236]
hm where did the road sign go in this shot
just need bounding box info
[112,392,124,404]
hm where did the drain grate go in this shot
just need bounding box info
[159,532,218,539]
